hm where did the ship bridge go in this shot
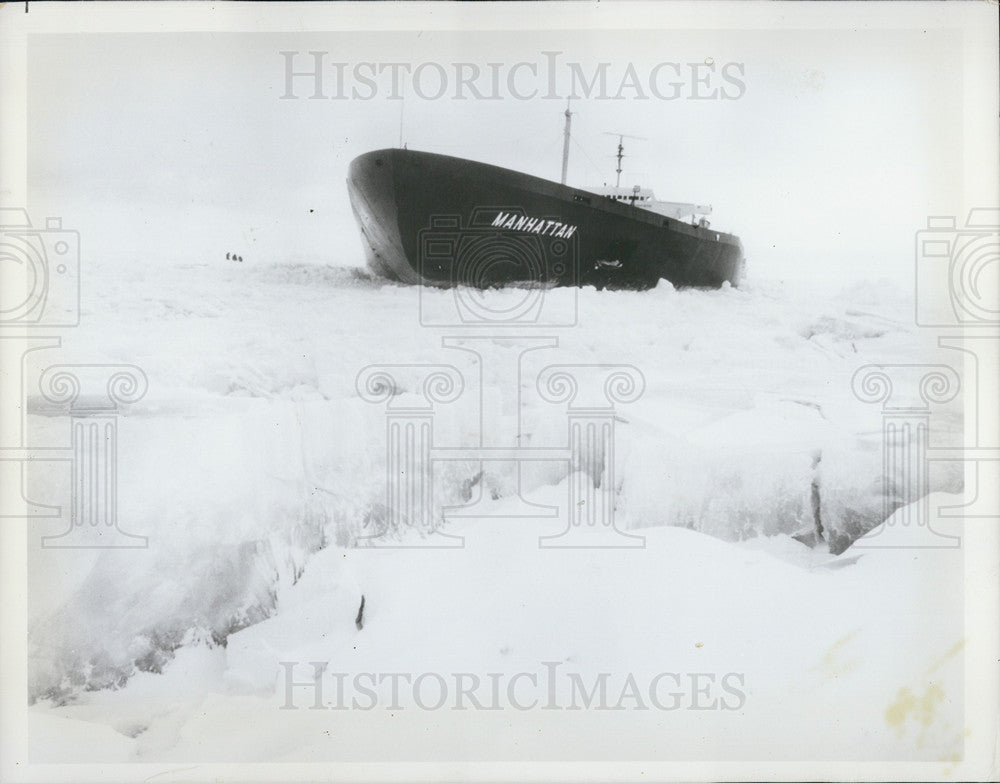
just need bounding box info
[585,185,713,222]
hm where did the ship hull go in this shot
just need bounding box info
[347,149,744,290]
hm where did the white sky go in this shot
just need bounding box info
[28,27,963,284]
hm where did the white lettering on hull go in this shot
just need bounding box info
[491,212,577,239]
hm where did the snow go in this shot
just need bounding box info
[25,255,966,762]
[29,507,966,763]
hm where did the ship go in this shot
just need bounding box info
[347,108,744,290]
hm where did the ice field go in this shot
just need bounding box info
[24,256,967,762]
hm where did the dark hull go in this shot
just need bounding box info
[347,148,744,290]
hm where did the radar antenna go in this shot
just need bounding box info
[603,132,647,188]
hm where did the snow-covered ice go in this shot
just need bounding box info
[24,256,966,762]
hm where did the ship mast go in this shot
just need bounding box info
[604,132,648,188]
[560,101,573,185]
[614,136,624,187]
